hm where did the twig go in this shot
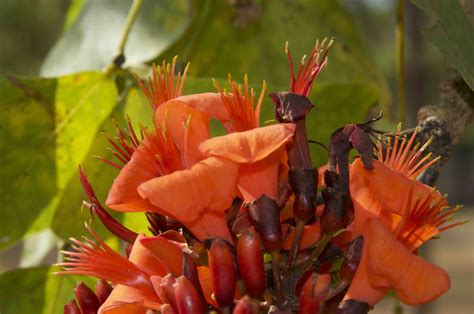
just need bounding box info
[396,0,405,124]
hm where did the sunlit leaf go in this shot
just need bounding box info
[0,73,117,249]
[40,0,190,77]
[412,0,474,89]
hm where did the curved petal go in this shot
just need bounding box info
[350,159,445,218]
[128,235,168,277]
[197,266,219,308]
[183,210,233,242]
[365,219,451,305]
[237,146,285,202]
[199,123,295,163]
[139,236,185,276]
[98,284,162,314]
[138,157,238,223]
[106,135,162,213]
[173,93,230,122]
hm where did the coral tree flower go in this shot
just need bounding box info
[57,225,187,313]
[342,131,463,306]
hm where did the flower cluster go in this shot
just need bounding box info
[58,43,463,314]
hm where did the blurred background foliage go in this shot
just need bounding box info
[0,0,472,313]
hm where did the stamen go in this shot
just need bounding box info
[56,224,153,292]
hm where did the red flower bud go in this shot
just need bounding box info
[95,279,113,304]
[64,299,80,314]
[248,195,282,252]
[74,282,100,314]
[173,276,203,314]
[233,295,259,314]
[321,188,354,234]
[289,168,318,222]
[298,273,331,314]
[237,230,266,298]
[208,238,237,308]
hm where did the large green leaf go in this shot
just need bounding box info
[0,73,117,249]
[0,266,95,314]
[159,0,390,106]
[412,0,474,90]
[40,0,190,77]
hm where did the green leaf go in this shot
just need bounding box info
[412,0,474,89]
[159,0,390,106]
[40,0,190,77]
[0,266,95,314]
[0,72,117,249]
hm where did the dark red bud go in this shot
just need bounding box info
[157,274,178,311]
[95,279,113,304]
[64,299,81,314]
[340,236,363,281]
[248,195,282,252]
[237,230,266,298]
[321,188,354,234]
[173,276,203,314]
[323,170,339,189]
[298,273,331,314]
[269,92,313,123]
[79,167,138,244]
[74,282,100,314]
[182,252,205,302]
[289,168,318,222]
[348,126,374,170]
[336,299,371,314]
[208,238,237,308]
[233,295,259,314]
[232,210,253,235]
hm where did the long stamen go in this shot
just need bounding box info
[56,224,153,292]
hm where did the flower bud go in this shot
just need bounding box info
[336,299,371,314]
[233,295,259,314]
[156,274,177,310]
[208,238,237,308]
[298,273,331,314]
[323,170,339,189]
[321,187,354,234]
[182,252,205,301]
[289,168,318,222]
[340,236,363,281]
[269,92,313,123]
[64,299,80,314]
[248,195,282,252]
[74,282,100,314]
[173,276,203,314]
[95,279,113,304]
[237,229,266,298]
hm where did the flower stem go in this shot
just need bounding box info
[104,0,143,73]
[300,232,331,272]
[285,219,305,273]
[271,252,284,304]
[396,0,405,124]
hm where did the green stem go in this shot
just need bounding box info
[104,0,143,73]
[396,0,405,124]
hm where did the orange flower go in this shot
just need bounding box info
[341,131,463,306]
[57,226,186,313]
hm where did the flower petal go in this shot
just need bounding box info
[183,211,233,242]
[173,92,230,122]
[128,235,168,277]
[106,135,162,213]
[199,123,295,163]
[282,221,322,250]
[138,157,238,223]
[365,219,451,305]
[155,100,210,167]
[98,284,161,314]
[139,236,185,276]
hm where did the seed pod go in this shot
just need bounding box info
[95,279,113,304]
[74,282,100,314]
[237,229,266,298]
[233,295,259,314]
[173,276,203,314]
[208,238,237,308]
[248,195,282,252]
[64,299,81,314]
[298,273,331,314]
